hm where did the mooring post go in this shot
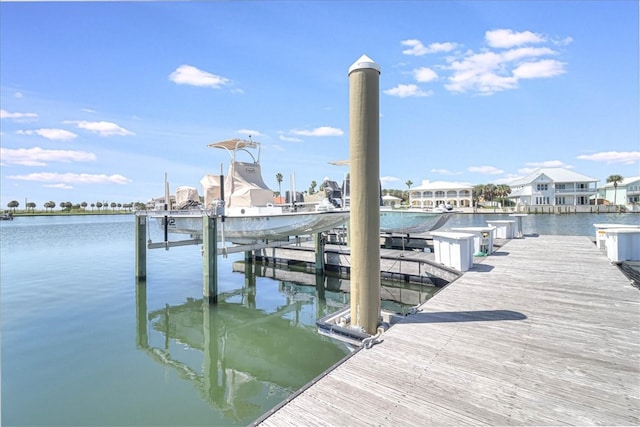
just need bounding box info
[135,214,147,280]
[314,232,325,274]
[349,54,381,335]
[203,215,218,303]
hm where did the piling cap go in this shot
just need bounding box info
[348,54,380,75]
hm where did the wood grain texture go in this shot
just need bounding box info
[258,235,640,426]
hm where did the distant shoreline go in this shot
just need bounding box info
[5,211,135,218]
[3,208,634,218]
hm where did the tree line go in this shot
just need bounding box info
[5,200,147,213]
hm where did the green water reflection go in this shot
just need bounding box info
[135,261,438,425]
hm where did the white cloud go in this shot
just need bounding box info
[169,64,230,89]
[290,127,344,137]
[1,109,38,120]
[444,45,564,94]
[555,36,574,46]
[485,29,546,48]
[67,120,134,136]
[384,84,432,98]
[517,167,537,175]
[380,176,400,187]
[14,92,24,99]
[8,172,131,184]
[237,129,264,137]
[525,160,573,168]
[513,59,566,79]
[17,128,78,141]
[501,47,556,62]
[413,67,438,83]
[468,165,504,175]
[431,168,463,176]
[0,147,96,166]
[577,151,640,165]
[397,29,568,96]
[279,134,302,142]
[44,183,73,190]
[402,39,458,56]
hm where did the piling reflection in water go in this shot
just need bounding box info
[135,280,348,423]
[134,261,438,424]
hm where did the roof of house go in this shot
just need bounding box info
[602,176,640,188]
[509,168,598,186]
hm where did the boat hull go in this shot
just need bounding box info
[379,209,450,233]
[152,209,350,243]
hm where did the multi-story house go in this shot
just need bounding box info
[508,168,598,209]
[598,176,640,211]
[408,180,473,209]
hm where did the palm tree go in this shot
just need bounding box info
[472,184,485,207]
[483,184,497,204]
[275,173,283,196]
[606,174,624,206]
[26,202,36,212]
[405,180,413,204]
[309,180,317,195]
[496,184,512,206]
[7,200,19,212]
[81,202,88,211]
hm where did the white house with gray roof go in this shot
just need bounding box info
[508,168,598,209]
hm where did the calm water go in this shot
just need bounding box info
[2,213,637,426]
[441,212,639,236]
[1,214,434,426]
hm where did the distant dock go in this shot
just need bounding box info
[256,235,640,426]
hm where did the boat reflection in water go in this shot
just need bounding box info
[135,261,438,425]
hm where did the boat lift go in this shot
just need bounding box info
[135,212,324,303]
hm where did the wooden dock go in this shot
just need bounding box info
[256,235,640,426]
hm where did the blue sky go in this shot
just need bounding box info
[1,0,638,209]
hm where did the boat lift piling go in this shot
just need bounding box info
[202,214,219,303]
[349,54,381,335]
[135,214,147,280]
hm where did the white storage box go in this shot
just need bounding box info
[431,232,475,272]
[605,229,640,263]
[486,220,516,239]
[594,223,640,250]
[451,227,495,255]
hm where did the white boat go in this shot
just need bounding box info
[322,171,450,234]
[150,139,350,244]
[379,207,451,234]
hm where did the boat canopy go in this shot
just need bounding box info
[175,186,200,208]
[201,161,273,208]
[208,138,260,163]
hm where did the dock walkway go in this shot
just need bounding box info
[257,235,640,426]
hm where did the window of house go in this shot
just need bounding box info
[536,184,548,191]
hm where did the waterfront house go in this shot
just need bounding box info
[598,176,640,211]
[408,180,473,209]
[507,168,598,210]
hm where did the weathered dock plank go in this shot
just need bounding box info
[257,235,640,426]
